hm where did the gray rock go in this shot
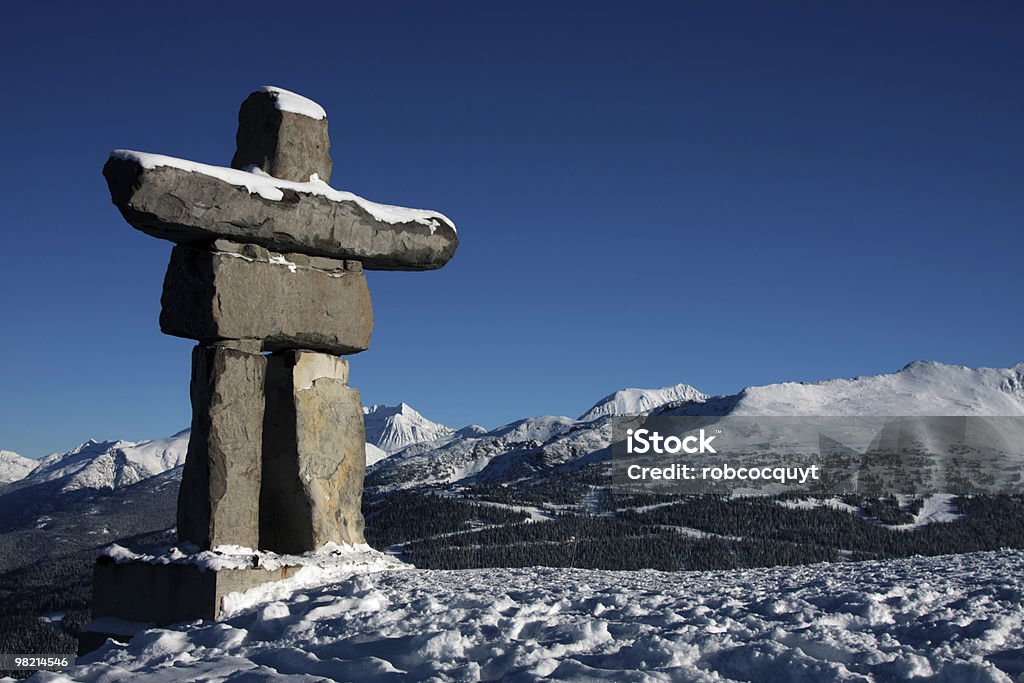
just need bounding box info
[261,351,365,552]
[102,155,457,270]
[178,344,266,550]
[91,556,299,627]
[160,241,374,355]
[230,89,333,184]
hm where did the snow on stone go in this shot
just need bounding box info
[0,449,37,483]
[101,541,404,575]
[58,549,1024,681]
[362,403,455,454]
[267,253,298,273]
[257,85,327,120]
[579,383,708,421]
[110,150,456,233]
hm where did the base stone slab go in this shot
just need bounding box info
[84,543,408,654]
[91,556,296,625]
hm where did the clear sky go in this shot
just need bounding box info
[1,1,1022,458]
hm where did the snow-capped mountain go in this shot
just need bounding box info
[0,450,36,483]
[579,383,707,421]
[362,403,455,454]
[366,412,587,488]
[659,361,1024,417]
[370,361,1024,489]
[24,430,190,493]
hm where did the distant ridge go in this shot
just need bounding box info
[0,450,36,484]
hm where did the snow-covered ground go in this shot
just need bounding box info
[33,549,1024,682]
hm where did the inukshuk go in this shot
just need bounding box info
[103,86,457,554]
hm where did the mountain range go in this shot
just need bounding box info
[4,361,1023,495]
[367,361,1024,491]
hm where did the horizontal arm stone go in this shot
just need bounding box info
[103,155,458,271]
[160,241,374,355]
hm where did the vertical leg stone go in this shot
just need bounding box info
[177,343,266,550]
[261,350,366,553]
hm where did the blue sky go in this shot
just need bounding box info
[1,1,1022,457]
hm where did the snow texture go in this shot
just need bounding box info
[110,150,456,233]
[0,449,36,483]
[257,85,326,120]
[43,549,1024,682]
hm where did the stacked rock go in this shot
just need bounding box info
[103,86,457,554]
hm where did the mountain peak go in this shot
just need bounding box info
[363,402,454,454]
[364,402,419,418]
[579,383,708,421]
[899,360,958,374]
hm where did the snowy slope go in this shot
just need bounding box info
[23,430,190,493]
[579,383,707,421]
[723,361,1024,416]
[362,403,454,453]
[66,549,1024,682]
[0,449,36,483]
[364,442,389,467]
